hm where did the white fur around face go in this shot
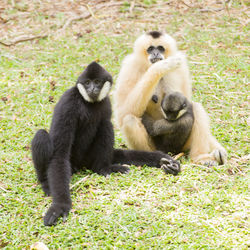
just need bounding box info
[176,108,187,119]
[97,81,111,101]
[77,83,93,103]
[161,106,167,119]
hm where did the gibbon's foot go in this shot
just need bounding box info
[196,148,227,166]
[41,181,50,196]
[160,158,181,176]
[44,202,71,226]
[203,160,218,167]
[212,148,227,165]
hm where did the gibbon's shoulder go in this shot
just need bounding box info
[53,87,80,112]
[120,53,148,72]
[57,87,79,103]
[121,53,135,65]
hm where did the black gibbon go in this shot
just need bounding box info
[31,62,180,226]
[142,92,194,154]
[114,31,227,166]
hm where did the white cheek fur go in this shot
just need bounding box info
[176,109,187,119]
[77,83,93,103]
[97,81,111,101]
[161,106,167,119]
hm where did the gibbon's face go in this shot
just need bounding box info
[77,62,113,103]
[161,92,189,121]
[134,31,178,65]
[147,44,165,64]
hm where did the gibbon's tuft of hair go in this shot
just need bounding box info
[147,31,162,39]
[78,61,113,83]
[133,32,178,58]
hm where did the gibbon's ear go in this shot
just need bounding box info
[77,83,93,103]
[97,81,111,101]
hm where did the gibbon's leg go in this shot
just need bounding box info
[88,119,130,176]
[122,114,156,151]
[186,102,227,165]
[31,129,53,196]
[113,149,181,175]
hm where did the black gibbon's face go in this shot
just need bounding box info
[77,62,112,103]
[147,45,165,64]
[161,92,188,121]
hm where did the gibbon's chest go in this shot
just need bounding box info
[145,75,183,119]
[78,99,111,127]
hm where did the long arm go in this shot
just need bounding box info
[44,101,77,226]
[113,149,180,176]
[115,54,183,121]
[142,113,175,137]
[88,119,129,176]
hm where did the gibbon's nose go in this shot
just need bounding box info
[88,92,99,100]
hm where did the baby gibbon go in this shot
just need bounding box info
[142,92,194,154]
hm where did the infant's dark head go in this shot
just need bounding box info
[161,92,191,121]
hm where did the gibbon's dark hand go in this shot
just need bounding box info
[160,157,180,176]
[44,202,71,226]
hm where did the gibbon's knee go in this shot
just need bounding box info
[187,102,227,165]
[122,114,155,151]
[186,102,211,154]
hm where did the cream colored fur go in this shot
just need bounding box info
[114,32,227,165]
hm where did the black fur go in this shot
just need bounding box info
[31,62,180,226]
[148,31,162,39]
[142,92,194,154]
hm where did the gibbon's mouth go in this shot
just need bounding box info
[150,58,163,64]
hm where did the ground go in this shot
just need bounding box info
[0,0,249,249]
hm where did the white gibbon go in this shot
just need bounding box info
[114,31,227,165]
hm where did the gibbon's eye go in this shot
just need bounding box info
[147,46,155,53]
[157,46,165,53]
[94,79,102,86]
[85,80,91,85]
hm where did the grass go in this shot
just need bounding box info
[0,1,249,249]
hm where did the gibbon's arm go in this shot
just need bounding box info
[142,114,175,137]
[115,54,182,120]
[88,118,115,176]
[50,109,77,156]
[44,101,78,226]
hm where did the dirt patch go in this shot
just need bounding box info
[0,0,248,45]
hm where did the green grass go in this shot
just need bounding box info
[0,1,249,249]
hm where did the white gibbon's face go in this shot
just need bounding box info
[133,31,178,65]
